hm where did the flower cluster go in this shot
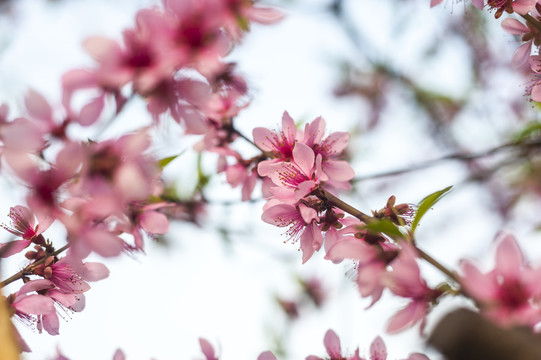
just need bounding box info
[0,206,109,348]
[256,111,356,263]
[0,0,284,351]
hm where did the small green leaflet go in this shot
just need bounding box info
[513,121,541,143]
[158,151,185,169]
[362,219,403,239]
[411,185,453,234]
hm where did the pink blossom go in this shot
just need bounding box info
[253,111,298,166]
[324,237,386,307]
[9,279,57,335]
[262,202,323,263]
[83,8,174,94]
[116,202,171,250]
[460,233,541,328]
[255,112,354,193]
[301,116,354,189]
[306,329,361,360]
[74,130,157,203]
[5,142,82,223]
[501,17,541,67]
[145,77,210,134]
[262,143,321,202]
[383,244,438,333]
[159,0,232,76]
[220,0,284,40]
[0,205,53,258]
[475,0,537,18]
[37,255,108,294]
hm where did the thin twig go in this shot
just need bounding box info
[521,13,541,33]
[353,139,541,182]
[0,244,70,288]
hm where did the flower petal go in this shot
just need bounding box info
[323,329,342,358]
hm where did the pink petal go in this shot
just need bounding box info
[299,203,318,223]
[512,41,532,68]
[199,338,216,360]
[501,18,530,35]
[84,228,124,257]
[35,213,54,236]
[42,312,60,335]
[48,290,79,308]
[512,0,537,15]
[113,349,126,360]
[292,143,315,176]
[61,69,98,109]
[252,127,277,152]
[70,294,85,312]
[257,351,277,360]
[1,118,44,151]
[83,36,122,63]
[15,294,54,315]
[430,0,443,6]
[357,262,385,307]
[24,89,53,122]
[226,164,247,187]
[532,83,541,102]
[0,240,31,258]
[18,279,55,294]
[140,211,169,235]
[385,245,427,298]
[323,329,342,358]
[281,111,297,145]
[303,116,326,146]
[471,0,484,9]
[82,262,110,281]
[114,163,149,200]
[241,171,258,201]
[247,6,285,24]
[261,203,296,226]
[322,160,355,182]
[495,233,524,278]
[77,95,105,126]
[295,180,316,202]
[321,132,349,155]
[300,225,319,264]
[324,238,376,263]
[386,300,427,334]
[370,336,387,360]
[460,260,498,301]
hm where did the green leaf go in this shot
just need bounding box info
[158,152,185,169]
[411,185,453,234]
[514,121,541,143]
[362,219,403,239]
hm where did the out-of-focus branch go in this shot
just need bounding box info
[353,138,541,182]
[429,308,541,360]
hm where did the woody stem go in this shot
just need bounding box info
[0,244,70,288]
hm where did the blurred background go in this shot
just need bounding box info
[0,0,539,359]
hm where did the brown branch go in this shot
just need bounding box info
[0,244,70,288]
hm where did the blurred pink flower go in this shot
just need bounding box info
[460,233,541,328]
[383,244,438,333]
